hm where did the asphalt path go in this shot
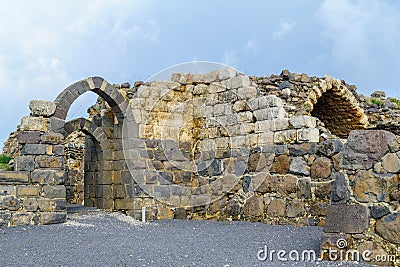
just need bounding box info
[0,209,376,267]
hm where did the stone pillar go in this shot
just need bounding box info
[12,100,67,225]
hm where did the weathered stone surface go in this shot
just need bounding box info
[35,156,64,169]
[331,172,350,204]
[23,198,39,211]
[43,186,66,198]
[22,144,46,155]
[297,178,311,199]
[255,173,278,193]
[297,128,319,142]
[375,213,400,244]
[10,212,37,226]
[29,100,56,117]
[289,143,317,156]
[17,131,41,144]
[20,116,49,132]
[0,213,11,227]
[41,133,64,144]
[310,157,331,180]
[0,171,29,184]
[266,198,285,217]
[2,196,20,210]
[243,196,264,217]
[381,153,400,173]
[390,188,400,201]
[319,139,343,157]
[277,175,297,195]
[314,182,332,199]
[353,171,387,203]
[324,204,369,234]
[341,130,395,170]
[40,212,67,224]
[16,186,39,197]
[225,199,241,219]
[310,202,328,216]
[270,155,290,174]
[289,115,316,128]
[286,200,305,218]
[174,208,187,220]
[14,156,35,171]
[370,205,390,219]
[289,157,309,176]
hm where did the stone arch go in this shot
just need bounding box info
[63,118,114,209]
[51,77,128,134]
[307,76,368,138]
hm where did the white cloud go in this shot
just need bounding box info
[317,0,400,64]
[273,19,296,39]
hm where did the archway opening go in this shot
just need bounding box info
[311,91,367,138]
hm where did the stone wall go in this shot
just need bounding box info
[1,70,399,265]
[0,100,67,226]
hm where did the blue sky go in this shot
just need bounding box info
[1,0,400,150]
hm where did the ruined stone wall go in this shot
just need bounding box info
[1,70,399,265]
[0,100,67,226]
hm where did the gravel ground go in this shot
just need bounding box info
[0,209,376,267]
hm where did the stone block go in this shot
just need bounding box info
[255,119,289,132]
[289,157,309,176]
[115,199,134,210]
[331,172,350,204]
[35,156,64,168]
[375,213,400,244]
[258,95,283,108]
[41,133,64,144]
[258,131,274,145]
[154,186,170,199]
[0,213,11,227]
[226,75,250,89]
[23,198,38,211]
[381,153,400,173]
[297,128,319,142]
[310,157,332,180]
[15,156,35,171]
[52,145,64,156]
[29,100,56,117]
[31,169,66,185]
[0,186,14,195]
[43,186,66,198]
[289,143,317,156]
[318,139,343,157]
[236,86,257,100]
[2,196,20,210]
[353,171,388,203]
[266,198,286,217]
[297,178,312,199]
[278,175,297,195]
[22,144,46,155]
[324,204,369,234]
[341,130,395,170]
[274,130,297,144]
[20,116,49,132]
[243,196,264,218]
[0,171,29,184]
[16,186,39,197]
[270,155,290,174]
[254,107,285,120]
[11,212,37,226]
[17,131,41,144]
[218,68,237,80]
[286,200,305,218]
[40,212,67,224]
[370,205,390,219]
[289,115,316,128]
